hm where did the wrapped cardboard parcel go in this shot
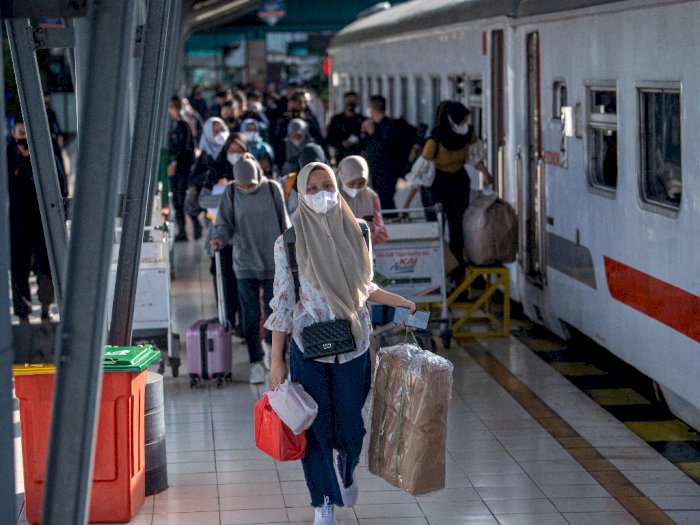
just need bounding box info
[369,343,453,495]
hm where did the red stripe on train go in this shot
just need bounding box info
[604,256,700,343]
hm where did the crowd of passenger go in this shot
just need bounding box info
[164,81,490,384]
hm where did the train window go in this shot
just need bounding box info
[376,76,383,98]
[415,76,425,125]
[552,81,567,120]
[450,75,465,101]
[639,88,681,209]
[431,76,442,124]
[388,76,395,117]
[400,77,408,119]
[587,87,618,190]
[367,76,374,98]
[350,76,355,92]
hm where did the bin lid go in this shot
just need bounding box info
[103,345,160,372]
[13,364,56,376]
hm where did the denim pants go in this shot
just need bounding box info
[290,340,372,507]
[236,278,273,363]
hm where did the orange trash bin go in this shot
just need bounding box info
[14,345,160,524]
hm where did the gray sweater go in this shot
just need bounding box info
[211,178,290,279]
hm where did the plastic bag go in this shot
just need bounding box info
[254,393,306,461]
[462,189,517,265]
[267,380,318,435]
[369,343,453,495]
[406,156,435,187]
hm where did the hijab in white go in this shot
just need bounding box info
[199,117,229,158]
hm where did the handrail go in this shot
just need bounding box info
[515,148,525,267]
[497,145,505,200]
[536,158,547,282]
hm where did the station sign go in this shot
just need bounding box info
[258,1,286,26]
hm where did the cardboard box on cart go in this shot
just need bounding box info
[13,345,160,524]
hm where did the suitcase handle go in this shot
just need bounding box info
[214,250,228,327]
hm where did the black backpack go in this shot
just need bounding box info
[283,221,369,302]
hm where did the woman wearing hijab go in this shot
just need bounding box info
[210,154,290,384]
[240,117,275,166]
[188,117,229,195]
[266,162,415,525]
[281,118,313,176]
[337,155,388,245]
[404,101,491,268]
[201,131,249,336]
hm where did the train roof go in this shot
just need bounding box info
[330,0,625,48]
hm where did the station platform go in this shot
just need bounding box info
[13,241,700,525]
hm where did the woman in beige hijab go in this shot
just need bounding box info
[265,162,415,525]
[337,155,389,245]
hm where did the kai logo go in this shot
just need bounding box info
[390,257,418,274]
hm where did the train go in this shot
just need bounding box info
[328,0,700,429]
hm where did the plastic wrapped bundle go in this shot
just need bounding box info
[462,189,517,265]
[369,343,453,495]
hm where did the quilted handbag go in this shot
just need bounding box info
[301,319,355,361]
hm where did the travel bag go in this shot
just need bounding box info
[186,250,233,388]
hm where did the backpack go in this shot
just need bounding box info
[283,221,369,302]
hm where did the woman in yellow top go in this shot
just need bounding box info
[404,101,491,269]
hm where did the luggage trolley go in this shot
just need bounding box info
[370,205,451,349]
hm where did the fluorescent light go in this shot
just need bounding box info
[194,0,251,22]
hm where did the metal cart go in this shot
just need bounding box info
[370,205,451,349]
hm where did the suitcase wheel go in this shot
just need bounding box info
[189,376,201,389]
[216,375,225,388]
[225,372,233,382]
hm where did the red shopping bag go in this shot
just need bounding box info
[254,393,306,461]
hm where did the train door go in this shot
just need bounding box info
[490,30,506,198]
[525,31,546,285]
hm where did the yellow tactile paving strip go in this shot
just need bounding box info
[467,344,675,525]
[625,420,700,442]
[588,388,652,406]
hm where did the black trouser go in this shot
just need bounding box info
[429,167,470,266]
[10,219,54,318]
[171,170,189,234]
[237,277,273,364]
[210,244,239,329]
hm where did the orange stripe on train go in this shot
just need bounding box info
[604,256,700,344]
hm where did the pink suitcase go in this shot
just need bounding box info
[187,251,233,388]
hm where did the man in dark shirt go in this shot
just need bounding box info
[361,95,402,212]
[327,91,364,164]
[189,85,209,120]
[168,96,196,241]
[8,120,66,322]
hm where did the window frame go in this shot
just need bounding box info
[552,79,567,121]
[585,82,619,197]
[414,75,425,126]
[637,81,682,216]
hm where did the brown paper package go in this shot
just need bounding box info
[368,344,453,495]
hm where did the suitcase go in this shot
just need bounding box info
[186,251,233,388]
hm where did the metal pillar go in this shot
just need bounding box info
[0,22,17,525]
[145,0,182,225]
[109,0,172,346]
[6,18,69,308]
[41,1,136,523]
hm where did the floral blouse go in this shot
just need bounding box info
[264,234,378,364]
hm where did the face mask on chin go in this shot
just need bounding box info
[448,115,469,135]
[214,132,227,145]
[303,191,338,214]
[227,153,242,165]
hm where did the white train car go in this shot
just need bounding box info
[329,0,700,429]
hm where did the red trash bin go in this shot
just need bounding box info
[14,345,160,524]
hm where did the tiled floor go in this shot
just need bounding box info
[14,240,700,524]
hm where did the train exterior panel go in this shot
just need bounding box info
[329,0,700,428]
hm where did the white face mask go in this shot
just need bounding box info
[344,187,361,199]
[243,131,258,142]
[303,191,338,214]
[449,115,469,135]
[227,152,242,165]
[213,132,227,145]
[365,107,373,119]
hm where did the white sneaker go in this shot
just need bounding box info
[249,362,266,384]
[333,452,359,507]
[313,496,336,525]
[262,340,272,370]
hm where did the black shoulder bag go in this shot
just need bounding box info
[284,221,369,361]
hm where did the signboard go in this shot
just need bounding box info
[373,242,444,303]
[258,1,286,26]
